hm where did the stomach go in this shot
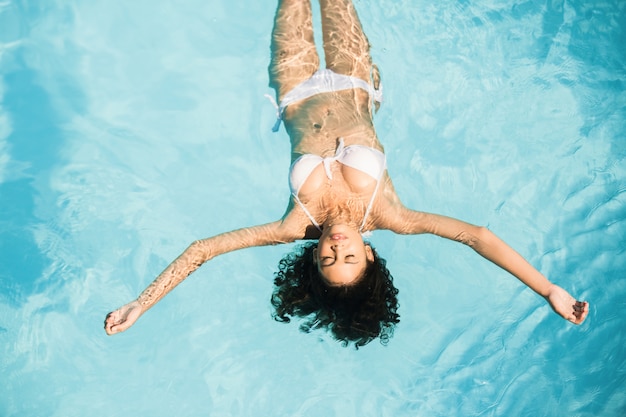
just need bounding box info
[283,89,383,158]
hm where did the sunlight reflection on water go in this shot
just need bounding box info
[0,0,624,416]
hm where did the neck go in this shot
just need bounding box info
[322,211,361,231]
[318,190,369,232]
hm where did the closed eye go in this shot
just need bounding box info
[344,254,358,264]
[320,255,359,267]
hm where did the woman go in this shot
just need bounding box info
[104,0,588,346]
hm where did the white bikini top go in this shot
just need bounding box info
[289,138,386,233]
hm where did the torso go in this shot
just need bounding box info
[280,88,401,237]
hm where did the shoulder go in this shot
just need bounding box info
[366,175,447,235]
[366,175,410,231]
[279,207,322,241]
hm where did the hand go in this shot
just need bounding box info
[104,300,144,335]
[544,284,589,325]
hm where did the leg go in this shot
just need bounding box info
[269,0,320,101]
[319,0,378,84]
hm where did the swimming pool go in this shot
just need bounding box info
[1,0,624,415]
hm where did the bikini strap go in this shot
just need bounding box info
[264,94,282,132]
[359,158,386,233]
[292,194,323,233]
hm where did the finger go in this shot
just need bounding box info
[104,315,124,335]
[104,315,119,327]
[571,302,589,324]
[568,312,582,324]
[579,302,589,320]
[107,324,120,335]
[106,310,120,322]
[573,301,588,314]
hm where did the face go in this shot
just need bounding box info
[313,224,374,286]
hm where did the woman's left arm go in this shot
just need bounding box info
[385,208,589,324]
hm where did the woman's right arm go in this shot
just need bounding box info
[104,220,296,335]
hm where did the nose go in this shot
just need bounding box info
[330,242,344,251]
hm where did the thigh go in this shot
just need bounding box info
[319,0,372,80]
[268,0,320,101]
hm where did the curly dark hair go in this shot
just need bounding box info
[271,241,400,348]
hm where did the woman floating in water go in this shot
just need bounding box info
[105,0,588,347]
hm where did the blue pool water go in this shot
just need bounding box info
[1,0,624,416]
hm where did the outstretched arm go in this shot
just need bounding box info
[385,208,589,324]
[104,220,296,335]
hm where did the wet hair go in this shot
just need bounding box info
[271,242,400,348]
